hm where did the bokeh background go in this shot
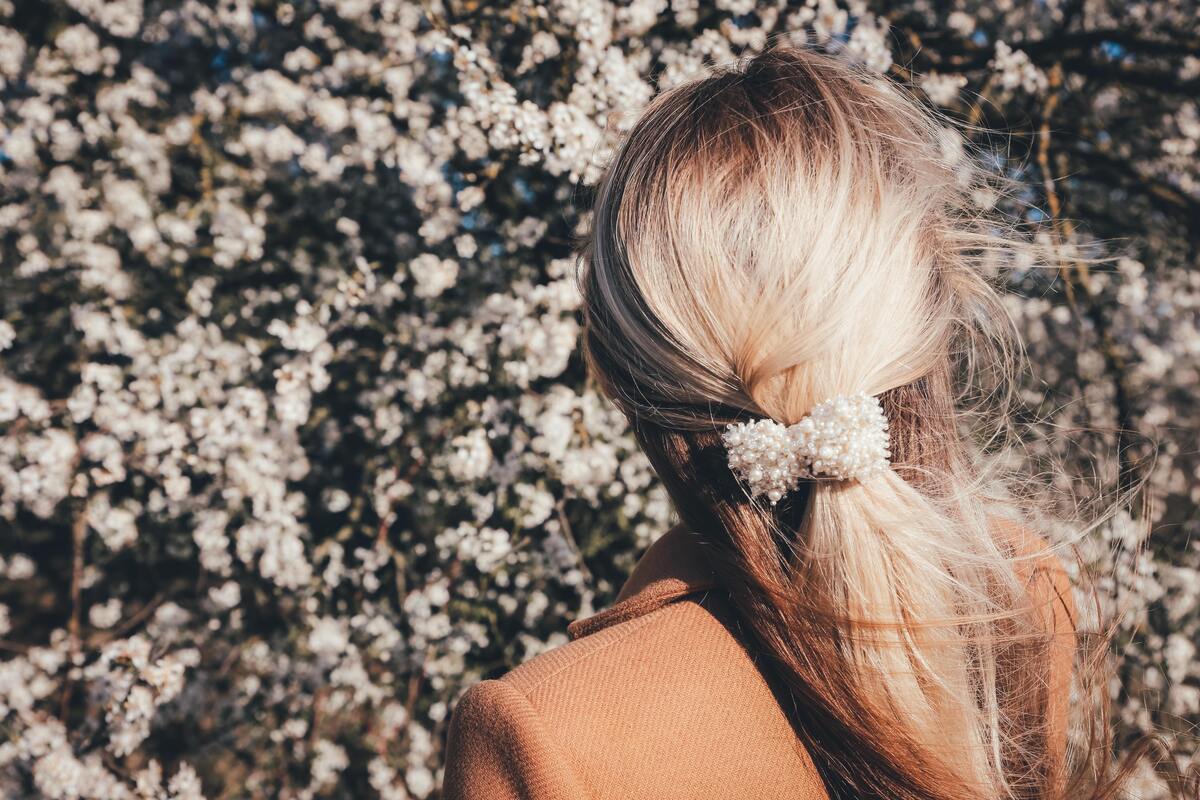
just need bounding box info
[0,0,1197,798]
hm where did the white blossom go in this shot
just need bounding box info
[0,3,1192,797]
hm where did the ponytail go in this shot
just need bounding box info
[629,394,1067,800]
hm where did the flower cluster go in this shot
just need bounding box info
[0,1,1196,798]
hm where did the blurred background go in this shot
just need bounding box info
[0,0,1197,798]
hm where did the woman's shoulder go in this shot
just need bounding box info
[447,593,827,800]
[992,515,1077,629]
[443,675,588,800]
[443,527,830,800]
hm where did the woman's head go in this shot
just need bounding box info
[582,43,1005,432]
[579,44,1122,800]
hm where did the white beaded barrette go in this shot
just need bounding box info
[721,392,891,505]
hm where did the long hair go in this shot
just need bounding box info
[577,43,1137,800]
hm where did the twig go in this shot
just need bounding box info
[89,593,166,646]
[554,499,593,588]
[58,507,88,719]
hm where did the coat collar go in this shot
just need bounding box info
[567,524,720,640]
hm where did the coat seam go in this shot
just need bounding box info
[491,679,595,800]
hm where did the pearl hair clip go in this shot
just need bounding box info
[721,392,891,505]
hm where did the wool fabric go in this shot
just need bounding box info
[442,524,1075,799]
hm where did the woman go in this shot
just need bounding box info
[442,43,1126,800]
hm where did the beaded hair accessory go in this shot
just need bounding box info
[721,392,891,505]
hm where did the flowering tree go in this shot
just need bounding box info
[0,0,1196,797]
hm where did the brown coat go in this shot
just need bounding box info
[441,524,1075,800]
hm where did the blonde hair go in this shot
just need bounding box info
[579,43,1134,800]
